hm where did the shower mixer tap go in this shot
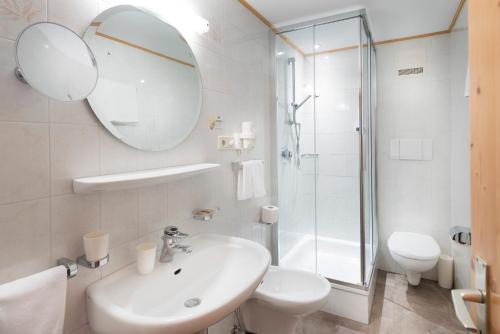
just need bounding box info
[281,147,293,161]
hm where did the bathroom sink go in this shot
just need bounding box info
[86,234,271,334]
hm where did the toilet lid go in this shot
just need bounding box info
[388,232,441,260]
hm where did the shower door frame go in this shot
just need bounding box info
[273,9,378,289]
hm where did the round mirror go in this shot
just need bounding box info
[84,6,202,151]
[15,22,98,102]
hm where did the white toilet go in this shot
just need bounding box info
[388,232,441,286]
[241,266,331,334]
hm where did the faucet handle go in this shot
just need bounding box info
[164,226,179,236]
[164,226,188,238]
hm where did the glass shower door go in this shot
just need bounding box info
[275,26,318,274]
[275,12,378,288]
[313,18,362,285]
[360,20,378,286]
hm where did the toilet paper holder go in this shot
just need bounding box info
[449,226,471,245]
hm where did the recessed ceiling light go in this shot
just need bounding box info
[277,51,284,56]
[314,44,321,50]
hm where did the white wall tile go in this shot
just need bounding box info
[99,129,138,175]
[0,122,50,204]
[138,185,167,237]
[0,38,49,122]
[50,124,100,195]
[51,194,100,260]
[49,100,98,125]
[167,179,194,223]
[0,198,50,284]
[0,0,47,40]
[47,0,100,35]
[101,189,138,248]
[101,239,136,277]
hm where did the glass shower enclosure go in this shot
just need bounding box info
[274,10,378,287]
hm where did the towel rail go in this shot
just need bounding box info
[57,254,109,279]
[231,160,263,170]
[57,258,78,279]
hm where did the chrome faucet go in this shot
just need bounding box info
[160,226,192,263]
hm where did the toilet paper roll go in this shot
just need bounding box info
[438,254,453,289]
[261,205,279,224]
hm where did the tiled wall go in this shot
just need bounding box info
[376,35,453,280]
[0,0,273,333]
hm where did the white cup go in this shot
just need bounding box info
[136,242,157,275]
[83,231,109,262]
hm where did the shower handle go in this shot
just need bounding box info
[281,147,293,161]
[301,153,319,159]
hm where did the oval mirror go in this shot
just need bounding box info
[84,6,202,151]
[15,22,98,102]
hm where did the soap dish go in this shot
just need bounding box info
[193,208,217,221]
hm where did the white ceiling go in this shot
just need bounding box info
[280,19,361,55]
[246,0,461,43]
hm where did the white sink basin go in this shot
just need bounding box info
[87,234,271,334]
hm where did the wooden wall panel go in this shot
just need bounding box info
[468,0,500,331]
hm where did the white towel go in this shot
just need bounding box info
[237,160,266,200]
[252,160,266,198]
[237,161,253,200]
[0,266,67,334]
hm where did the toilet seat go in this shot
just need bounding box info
[241,266,330,334]
[388,232,440,261]
[252,266,331,315]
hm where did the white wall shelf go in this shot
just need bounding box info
[73,163,220,193]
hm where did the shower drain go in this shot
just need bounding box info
[184,298,201,308]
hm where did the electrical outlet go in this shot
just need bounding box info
[217,136,234,150]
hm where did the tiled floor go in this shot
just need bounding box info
[296,271,467,334]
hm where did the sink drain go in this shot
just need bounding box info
[184,298,201,308]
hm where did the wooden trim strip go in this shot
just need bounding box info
[305,45,358,57]
[238,0,305,56]
[448,0,466,32]
[239,0,276,32]
[374,30,450,46]
[279,34,306,56]
[305,30,449,56]
[239,0,466,56]
[89,21,101,27]
[95,31,195,68]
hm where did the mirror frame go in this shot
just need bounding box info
[14,21,98,101]
[84,5,203,152]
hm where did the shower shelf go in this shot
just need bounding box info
[73,163,220,193]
